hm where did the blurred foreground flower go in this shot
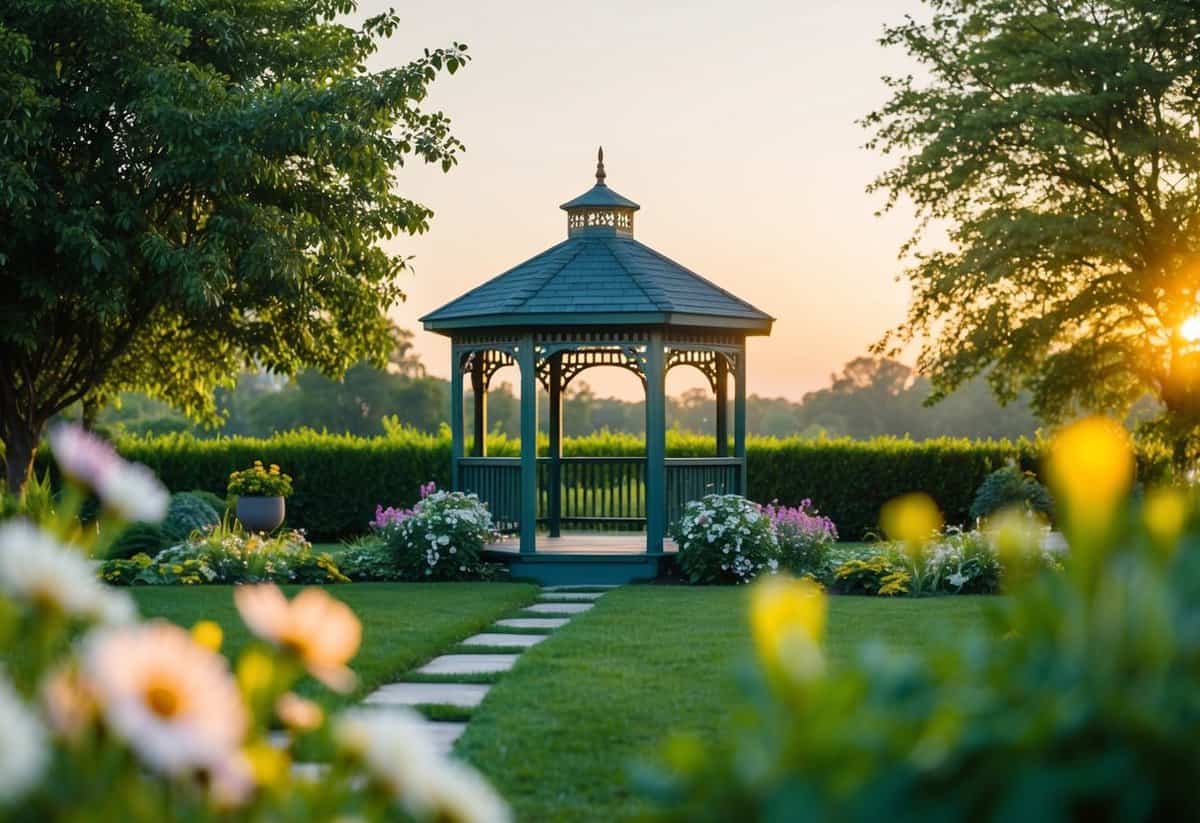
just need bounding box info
[48,424,168,522]
[880,492,943,548]
[1045,416,1133,537]
[0,674,47,805]
[235,585,361,692]
[751,576,827,681]
[276,692,323,732]
[1143,487,1189,554]
[336,707,510,823]
[83,621,247,776]
[0,521,134,624]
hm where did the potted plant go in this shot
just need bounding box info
[228,460,293,532]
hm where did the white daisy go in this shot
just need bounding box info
[82,621,247,775]
[0,673,48,805]
[335,707,440,800]
[414,759,511,823]
[48,424,119,491]
[0,520,135,624]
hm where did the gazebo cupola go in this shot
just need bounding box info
[560,148,640,237]
[421,149,773,583]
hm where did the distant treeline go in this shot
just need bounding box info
[92,355,1067,442]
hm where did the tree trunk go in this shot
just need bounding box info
[2,418,38,496]
[82,396,100,431]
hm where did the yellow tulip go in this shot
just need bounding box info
[191,620,223,653]
[1045,416,1133,525]
[1144,486,1188,557]
[880,492,943,547]
[751,576,826,681]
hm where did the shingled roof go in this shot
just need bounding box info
[421,151,773,334]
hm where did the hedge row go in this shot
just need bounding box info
[28,428,1170,540]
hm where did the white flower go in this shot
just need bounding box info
[335,707,440,799]
[415,759,511,823]
[97,460,169,523]
[437,535,450,546]
[82,621,247,775]
[0,673,48,805]
[0,521,135,624]
[48,424,119,490]
[947,571,967,588]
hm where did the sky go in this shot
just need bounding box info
[354,0,925,401]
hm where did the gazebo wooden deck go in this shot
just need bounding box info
[421,150,772,584]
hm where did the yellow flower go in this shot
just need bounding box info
[244,740,289,786]
[191,620,223,653]
[1045,416,1133,526]
[269,464,280,475]
[236,648,276,697]
[880,493,943,546]
[1144,486,1189,554]
[235,585,361,692]
[750,576,826,680]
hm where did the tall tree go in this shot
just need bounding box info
[0,0,467,490]
[865,0,1200,464]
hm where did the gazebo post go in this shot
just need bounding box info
[715,354,728,457]
[518,333,538,553]
[734,346,747,494]
[470,355,487,457]
[645,331,666,553]
[548,353,563,538]
[450,347,464,491]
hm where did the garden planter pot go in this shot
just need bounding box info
[236,496,286,532]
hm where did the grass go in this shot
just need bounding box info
[131,582,538,717]
[458,587,993,822]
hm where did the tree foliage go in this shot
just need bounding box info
[865,0,1200,463]
[0,0,468,489]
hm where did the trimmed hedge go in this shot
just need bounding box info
[25,428,1171,540]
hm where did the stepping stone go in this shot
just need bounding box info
[496,617,568,629]
[542,585,618,591]
[525,602,593,614]
[363,682,490,708]
[417,654,519,675]
[422,721,468,757]
[463,632,547,648]
[539,591,605,601]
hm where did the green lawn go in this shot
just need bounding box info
[131,582,538,716]
[458,588,994,822]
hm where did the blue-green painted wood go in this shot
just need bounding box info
[518,334,538,553]
[715,355,728,457]
[486,552,663,586]
[645,331,666,554]
[665,458,742,527]
[734,349,747,494]
[548,353,563,537]
[450,351,464,490]
[460,458,521,533]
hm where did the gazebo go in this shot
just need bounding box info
[421,150,772,582]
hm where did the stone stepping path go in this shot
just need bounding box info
[354,585,609,757]
[463,632,548,648]
[496,617,568,629]
[542,584,618,591]
[417,653,520,675]
[525,601,594,614]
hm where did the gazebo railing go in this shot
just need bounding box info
[538,456,647,530]
[460,454,744,537]
[459,457,522,534]
[665,457,743,526]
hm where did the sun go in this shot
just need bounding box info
[1181,314,1200,343]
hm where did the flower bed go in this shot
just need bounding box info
[673,494,780,584]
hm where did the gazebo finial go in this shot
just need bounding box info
[595,146,606,186]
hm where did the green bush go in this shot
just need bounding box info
[673,494,779,584]
[969,463,1054,523]
[386,490,495,580]
[337,535,400,582]
[161,492,220,542]
[106,522,170,560]
[187,489,229,516]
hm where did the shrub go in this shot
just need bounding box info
[102,525,347,585]
[106,521,170,560]
[969,463,1054,523]
[187,488,229,516]
[831,554,906,595]
[673,494,779,584]
[161,491,220,542]
[386,490,495,580]
[337,534,400,582]
[227,460,293,497]
[764,499,837,578]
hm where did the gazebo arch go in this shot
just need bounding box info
[421,149,773,581]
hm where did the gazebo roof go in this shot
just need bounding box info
[421,150,773,334]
